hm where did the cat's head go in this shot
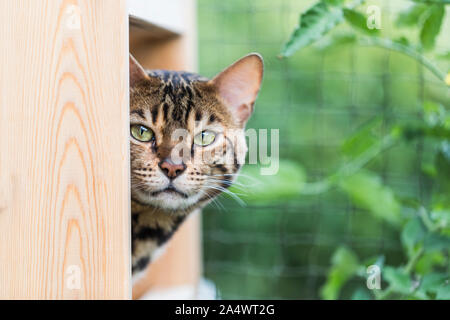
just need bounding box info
[129,53,263,211]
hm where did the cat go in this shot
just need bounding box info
[129,53,263,280]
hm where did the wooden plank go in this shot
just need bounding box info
[130,0,201,299]
[0,0,130,299]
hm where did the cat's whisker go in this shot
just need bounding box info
[204,183,247,196]
[211,173,261,185]
[206,178,254,191]
[132,183,152,191]
[203,184,246,207]
[204,180,246,193]
[206,178,235,185]
[206,181,248,193]
[201,190,225,211]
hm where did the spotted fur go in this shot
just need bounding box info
[130,54,263,276]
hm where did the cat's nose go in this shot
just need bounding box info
[158,158,186,179]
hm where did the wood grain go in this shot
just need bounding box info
[0,0,130,299]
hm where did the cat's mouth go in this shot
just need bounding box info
[150,185,189,198]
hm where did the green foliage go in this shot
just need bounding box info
[341,119,382,158]
[199,0,449,300]
[282,0,449,300]
[396,4,428,27]
[415,251,446,275]
[320,247,360,300]
[383,266,413,295]
[401,218,425,257]
[420,5,445,50]
[430,209,450,235]
[279,2,344,57]
[434,150,450,206]
[281,0,448,81]
[350,288,372,300]
[323,122,450,299]
[436,282,450,299]
[419,272,447,293]
[339,171,402,226]
[343,8,378,35]
[396,2,446,51]
[229,160,306,204]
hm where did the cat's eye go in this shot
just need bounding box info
[131,125,154,142]
[194,131,216,146]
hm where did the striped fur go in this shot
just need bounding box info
[130,54,263,275]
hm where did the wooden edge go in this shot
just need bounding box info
[130,15,180,40]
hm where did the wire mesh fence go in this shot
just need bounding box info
[197,0,450,299]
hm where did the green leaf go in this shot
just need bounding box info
[419,273,448,294]
[420,5,445,51]
[383,266,412,295]
[363,255,385,272]
[230,160,305,204]
[356,36,447,81]
[437,51,450,60]
[339,171,402,226]
[436,283,450,299]
[415,251,446,275]
[317,33,358,50]
[280,2,344,57]
[351,288,372,300]
[401,218,426,256]
[322,0,346,5]
[401,124,450,141]
[320,246,360,300]
[396,4,428,27]
[422,163,437,178]
[431,148,450,209]
[424,233,450,251]
[423,101,448,128]
[394,36,410,46]
[430,209,450,235]
[435,149,450,198]
[343,8,379,35]
[341,119,382,158]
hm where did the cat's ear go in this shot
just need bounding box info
[211,53,264,125]
[130,54,150,87]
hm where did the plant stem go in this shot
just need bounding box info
[405,247,424,274]
[377,248,424,300]
[411,0,450,4]
[377,286,394,300]
[418,207,439,232]
[359,37,447,83]
[300,134,397,195]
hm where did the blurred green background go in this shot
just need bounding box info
[198,0,449,299]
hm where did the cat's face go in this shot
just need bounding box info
[129,54,263,211]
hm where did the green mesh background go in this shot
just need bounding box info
[197,0,449,299]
